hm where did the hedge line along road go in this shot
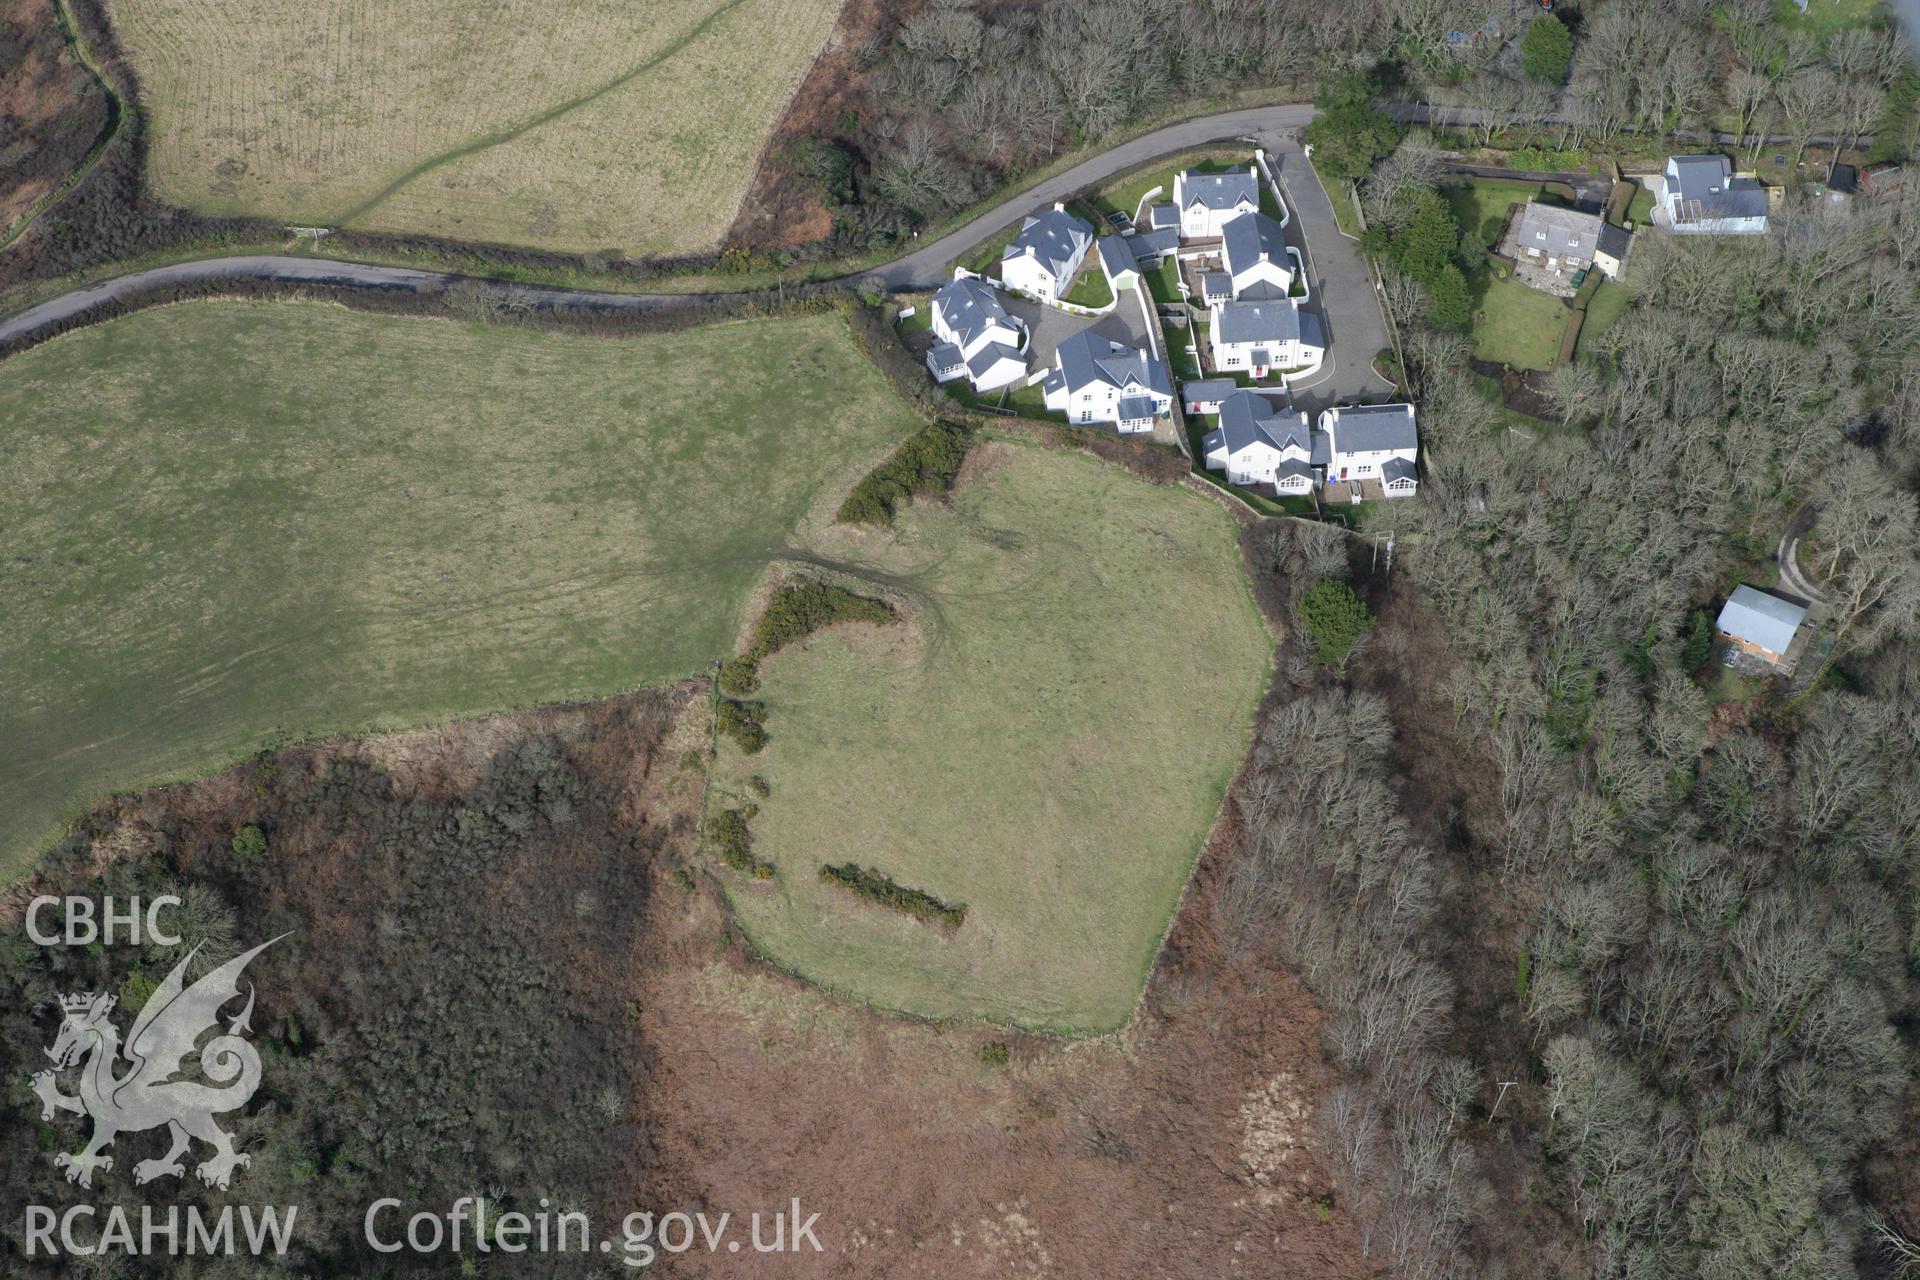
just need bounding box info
[0,105,1328,348]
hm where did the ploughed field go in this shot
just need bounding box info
[0,300,919,881]
[715,443,1273,1033]
[99,0,841,253]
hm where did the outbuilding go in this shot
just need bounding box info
[1715,585,1807,668]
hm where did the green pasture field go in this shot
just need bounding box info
[715,442,1273,1032]
[0,300,919,881]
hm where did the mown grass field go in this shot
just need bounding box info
[101,0,840,253]
[716,443,1273,1032]
[0,301,919,882]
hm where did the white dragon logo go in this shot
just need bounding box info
[29,935,284,1190]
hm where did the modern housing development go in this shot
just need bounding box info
[1202,391,1418,498]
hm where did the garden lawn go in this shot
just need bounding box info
[1771,0,1882,36]
[1446,181,1572,371]
[716,443,1272,1032]
[0,300,920,882]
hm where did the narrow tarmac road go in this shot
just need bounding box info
[0,105,1329,350]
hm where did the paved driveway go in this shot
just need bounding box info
[1253,139,1398,409]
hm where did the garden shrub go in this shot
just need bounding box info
[722,582,896,695]
[231,824,268,856]
[716,698,768,754]
[836,420,974,524]
[818,862,967,927]
[708,808,774,878]
[1299,580,1374,666]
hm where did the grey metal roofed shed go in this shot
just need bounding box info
[1716,586,1806,656]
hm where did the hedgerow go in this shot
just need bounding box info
[835,420,973,525]
[817,863,966,927]
[719,582,895,694]
[715,698,767,754]
[708,807,773,878]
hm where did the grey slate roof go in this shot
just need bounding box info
[1116,396,1159,421]
[1182,378,1236,406]
[1596,221,1631,259]
[1215,298,1302,345]
[1178,168,1259,212]
[966,341,1022,378]
[1202,271,1233,298]
[1005,208,1094,282]
[1221,211,1289,279]
[1717,585,1806,655]
[1298,309,1324,352]
[1131,228,1179,262]
[1667,155,1769,222]
[928,341,963,372]
[1096,235,1136,278]
[1327,403,1417,453]
[1213,390,1310,456]
[931,276,1015,349]
[1146,202,1179,231]
[1054,330,1171,399]
[1514,201,1603,260]
[1381,457,1418,485]
[1275,459,1316,483]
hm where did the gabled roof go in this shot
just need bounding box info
[1326,403,1417,453]
[1596,222,1632,259]
[931,276,1016,348]
[1005,208,1093,282]
[928,341,963,372]
[1716,585,1806,655]
[1514,201,1603,259]
[1096,235,1136,278]
[1176,168,1259,213]
[966,341,1023,378]
[1666,155,1769,221]
[1131,228,1179,262]
[1381,457,1418,485]
[1221,211,1289,280]
[1182,378,1236,405]
[1214,298,1302,345]
[1213,390,1310,457]
[1116,396,1159,422]
[1146,203,1179,231]
[1827,163,1859,194]
[1054,330,1171,399]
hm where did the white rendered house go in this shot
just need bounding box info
[926,275,1028,392]
[1318,403,1419,494]
[1000,204,1094,302]
[1201,390,1315,491]
[1208,298,1324,378]
[1173,167,1259,239]
[1219,211,1292,300]
[1041,330,1173,433]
